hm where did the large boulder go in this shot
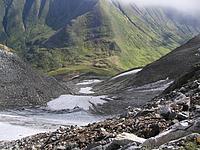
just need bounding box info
[142,119,200,149]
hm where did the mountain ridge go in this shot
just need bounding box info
[94,34,200,94]
[0,0,200,76]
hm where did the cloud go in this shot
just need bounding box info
[114,0,200,14]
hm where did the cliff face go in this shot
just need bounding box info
[0,44,69,109]
[0,0,200,76]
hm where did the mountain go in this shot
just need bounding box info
[2,59,200,149]
[94,34,200,93]
[0,44,69,109]
[0,0,200,76]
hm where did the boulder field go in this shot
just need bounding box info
[1,65,200,149]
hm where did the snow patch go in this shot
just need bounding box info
[0,110,107,129]
[47,94,106,110]
[79,87,95,94]
[112,69,142,79]
[130,78,173,92]
[77,79,102,85]
[0,122,47,141]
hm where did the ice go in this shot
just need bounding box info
[0,122,47,141]
[47,94,106,110]
[0,110,107,129]
[0,76,173,142]
[0,76,108,141]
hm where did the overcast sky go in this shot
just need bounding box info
[116,0,200,14]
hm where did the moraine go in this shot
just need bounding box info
[0,74,172,141]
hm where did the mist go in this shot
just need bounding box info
[114,0,200,15]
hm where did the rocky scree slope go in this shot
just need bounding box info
[1,63,200,149]
[0,44,69,109]
[0,0,200,76]
[94,34,200,94]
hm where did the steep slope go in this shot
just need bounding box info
[0,44,69,109]
[3,65,200,149]
[95,34,200,93]
[0,0,200,76]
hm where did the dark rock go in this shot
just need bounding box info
[0,45,70,109]
[159,133,200,149]
[177,112,189,121]
[105,143,121,150]
[180,87,187,93]
[160,105,172,119]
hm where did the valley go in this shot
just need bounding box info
[0,0,200,76]
[0,72,171,142]
[0,0,200,149]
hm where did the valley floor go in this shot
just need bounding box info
[1,69,200,149]
[0,70,172,144]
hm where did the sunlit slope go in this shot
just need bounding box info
[0,0,200,76]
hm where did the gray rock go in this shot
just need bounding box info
[160,105,172,118]
[177,112,189,121]
[142,122,186,148]
[142,119,200,149]
[56,145,66,150]
[159,133,200,149]
[174,92,188,103]
[179,87,187,93]
[114,133,146,145]
[0,46,70,109]
[90,145,104,150]
[120,143,141,150]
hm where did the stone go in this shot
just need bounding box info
[114,132,146,145]
[121,143,141,150]
[142,119,200,149]
[105,143,121,150]
[159,133,200,149]
[196,137,200,144]
[174,93,189,104]
[189,120,200,132]
[192,80,200,88]
[56,145,66,150]
[89,145,104,150]
[177,112,189,121]
[142,129,191,149]
[160,105,172,119]
[195,105,200,111]
[86,143,103,150]
[180,87,187,93]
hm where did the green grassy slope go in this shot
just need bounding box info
[0,0,200,76]
[107,1,200,69]
[94,34,200,94]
